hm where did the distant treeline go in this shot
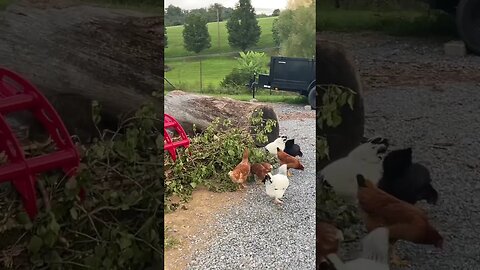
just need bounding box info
[165,4,280,26]
[318,0,429,10]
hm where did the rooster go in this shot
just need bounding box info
[276,147,304,176]
[228,148,250,190]
[284,138,303,157]
[320,136,389,202]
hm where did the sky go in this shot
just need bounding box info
[164,0,288,15]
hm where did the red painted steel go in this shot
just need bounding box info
[164,114,190,161]
[0,67,81,220]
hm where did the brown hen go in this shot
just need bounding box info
[251,162,273,184]
[276,147,304,176]
[228,148,250,189]
[356,174,443,267]
[317,221,343,270]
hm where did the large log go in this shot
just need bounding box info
[164,91,279,146]
[0,0,163,142]
[317,34,365,170]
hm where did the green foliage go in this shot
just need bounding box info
[226,0,261,51]
[183,14,212,54]
[275,5,315,58]
[0,104,161,269]
[164,112,277,211]
[220,51,269,88]
[317,84,360,240]
[220,68,252,88]
[235,51,269,75]
[272,18,281,46]
[164,26,168,48]
[316,84,356,160]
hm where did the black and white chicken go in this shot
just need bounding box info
[265,135,288,155]
[320,136,389,202]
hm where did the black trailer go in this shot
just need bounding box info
[248,56,316,109]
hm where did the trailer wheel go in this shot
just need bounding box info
[308,86,316,110]
[457,0,480,55]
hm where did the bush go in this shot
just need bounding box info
[220,68,252,88]
[0,104,161,269]
[164,113,277,211]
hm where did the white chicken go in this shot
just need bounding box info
[320,136,388,202]
[326,227,390,270]
[263,164,289,204]
[264,135,288,155]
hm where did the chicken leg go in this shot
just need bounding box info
[287,169,293,177]
[274,198,284,204]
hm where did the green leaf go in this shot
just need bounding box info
[95,245,106,257]
[190,182,197,188]
[28,236,43,254]
[347,95,355,109]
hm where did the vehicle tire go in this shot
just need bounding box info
[457,0,480,55]
[308,86,316,110]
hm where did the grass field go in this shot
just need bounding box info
[165,16,277,58]
[318,8,456,36]
[165,57,237,89]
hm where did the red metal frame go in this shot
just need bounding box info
[164,113,190,161]
[0,67,81,220]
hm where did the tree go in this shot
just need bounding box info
[165,4,186,26]
[275,4,315,58]
[226,0,261,52]
[272,8,281,16]
[272,18,280,46]
[183,14,211,91]
[208,3,225,21]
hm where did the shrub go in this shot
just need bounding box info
[220,68,252,88]
[164,112,277,211]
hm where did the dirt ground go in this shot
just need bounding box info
[164,188,245,270]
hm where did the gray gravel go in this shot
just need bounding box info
[340,84,480,270]
[187,103,316,270]
[322,31,480,269]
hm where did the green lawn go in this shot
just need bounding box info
[165,57,237,90]
[317,8,456,36]
[206,92,307,104]
[165,16,278,58]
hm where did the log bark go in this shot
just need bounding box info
[317,34,365,170]
[0,0,163,142]
[164,91,280,146]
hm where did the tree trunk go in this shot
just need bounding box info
[164,91,279,146]
[0,0,163,142]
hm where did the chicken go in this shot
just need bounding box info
[228,148,250,189]
[320,137,389,203]
[265,135,287,155]
[276,147,304,176]
[251,162,273,183]
[263,164,289,204]
[356,174,443,267]
[317,221,343,269]
[284,138,303,157]
[326,227,390,270]
[378,148,439,205]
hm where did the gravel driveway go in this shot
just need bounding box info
[186,104,316,270]
[361,84,480,270]
[323,31,480,269]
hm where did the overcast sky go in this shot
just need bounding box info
[164,0,288,14]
